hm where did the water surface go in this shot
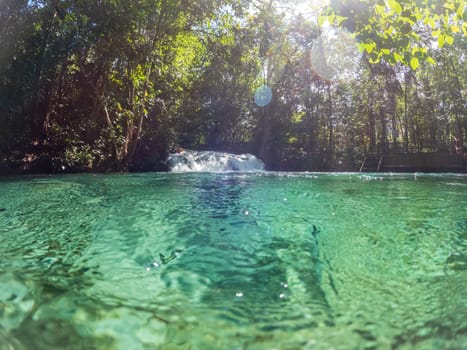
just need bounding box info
[0,173,465,349]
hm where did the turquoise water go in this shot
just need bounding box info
[0,172,465,349]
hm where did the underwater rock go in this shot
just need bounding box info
[312,225,320,237]
[0,328,26,350]
[159,250,182,265]
[311,226,321,258]
[0,273,35,331]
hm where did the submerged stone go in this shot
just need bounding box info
[0,273,35,331]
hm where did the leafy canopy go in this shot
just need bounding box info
[320,0,466,69]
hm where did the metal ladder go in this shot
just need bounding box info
[360,154,382,172]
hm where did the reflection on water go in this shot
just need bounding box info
[0,173,466,349]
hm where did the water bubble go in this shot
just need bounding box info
[310,28,361,81]
[254,84,272,107]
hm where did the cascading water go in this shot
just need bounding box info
[167,150,265,172]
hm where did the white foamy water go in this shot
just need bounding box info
[167,150,265,172]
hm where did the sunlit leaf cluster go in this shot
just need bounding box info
[321,0,466,69]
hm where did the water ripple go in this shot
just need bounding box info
[0,173,465,349]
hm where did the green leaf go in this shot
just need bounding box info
[426,17,436,29]
[357,42,366,53]
[457,2,464,18]
[443,2,455,10]
[426,56,436,65]
[451,25,460,33]
[393,52,403,62]
[410,57,419,70]
[318,15,328,27]
[387,0,402,14]
[363,42,376,54]
[335,16,347,25]
[414,10,423,21]
[445,34,454,45]
[438,34,445,48]
[375,4,386,15]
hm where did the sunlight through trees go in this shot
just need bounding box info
[0,0,465,172]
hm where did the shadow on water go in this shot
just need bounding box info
[158,174,334,332]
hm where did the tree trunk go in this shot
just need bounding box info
[327,83,334,160]
[391,112,398,152]
[368,89,376,153]
[257,105,272,167]
[403,72,409,153]
[449,58,464,154]
[380,106,388,154]
[123,62,154,169]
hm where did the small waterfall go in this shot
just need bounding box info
[168,150,265,172]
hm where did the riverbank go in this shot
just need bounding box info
[0,149,465,175]
[0,146,169,175]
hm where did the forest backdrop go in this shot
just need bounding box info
[0,0,465,172]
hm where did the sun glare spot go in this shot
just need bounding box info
[310,28,361,81]
[288,0,330,15]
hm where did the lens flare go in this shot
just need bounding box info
[254,84,273,107]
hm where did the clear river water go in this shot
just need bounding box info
[0,172,465,349]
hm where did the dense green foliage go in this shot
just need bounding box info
[0,0,465,172]
[322,0,465,68]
